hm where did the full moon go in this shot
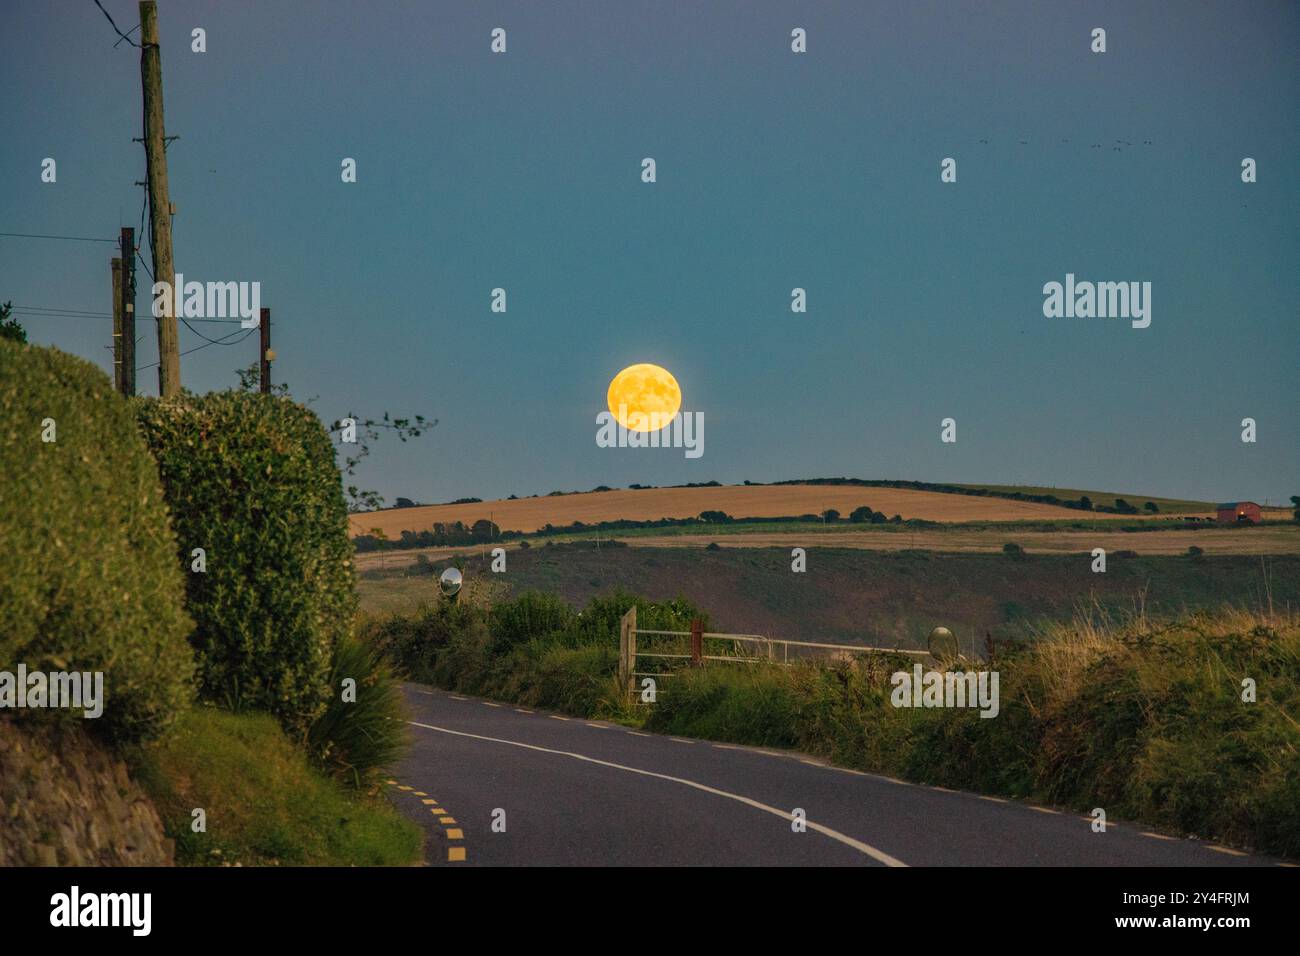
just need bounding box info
[607,363,682,432]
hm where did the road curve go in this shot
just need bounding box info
[389,685,1288,868]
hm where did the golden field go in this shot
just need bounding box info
[349,483,1231,539]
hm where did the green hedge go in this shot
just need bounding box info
[0,341,194,744]
[134,391,355,737]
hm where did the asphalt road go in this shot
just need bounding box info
[389,685,1289,867]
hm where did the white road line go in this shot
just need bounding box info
[515,708,534,714]
[628,731,651,737]
[405,719,908,868]
[669,737,694,744]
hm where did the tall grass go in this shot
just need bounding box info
[307,633,409,789]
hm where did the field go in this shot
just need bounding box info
[350,483,1242,539]
[358,545,1300,648]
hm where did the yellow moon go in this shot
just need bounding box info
[607,363,682,432]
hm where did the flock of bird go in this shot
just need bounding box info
[976,137,1155,152]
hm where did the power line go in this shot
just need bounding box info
[12,305,113,317]
[12,304,248,324]
[0,231,116,243]
[92,0,139,47]
[136,327,255,372]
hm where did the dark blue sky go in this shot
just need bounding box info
[3,1,1297,506]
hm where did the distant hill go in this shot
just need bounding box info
[949,484,1216,513]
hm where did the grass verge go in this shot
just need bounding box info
[132,707,422,866]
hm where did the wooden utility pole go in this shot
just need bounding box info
[120,227,136,397]
[258,308,271,394]
[139,0,180,397]
[111,256,123,392]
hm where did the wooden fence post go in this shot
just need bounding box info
[691,618,703,666]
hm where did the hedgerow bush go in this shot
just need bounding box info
[134,391,354,738]
[0,341,194,744]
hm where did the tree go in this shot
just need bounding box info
[1144,501,1159,513]
[1291,496,1300,523]
[1078,495,1093,511]
[821,509,840,522]
[849,506,873,523]
[0,302,26,344]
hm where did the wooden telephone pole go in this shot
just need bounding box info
[111,256,122,392]
[139,0,180,397]
[259,308,271,393]
[119,227,136,397]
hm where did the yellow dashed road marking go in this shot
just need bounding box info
[549,715,570,721]
[979,795,1009,804]
[1029,806,1060,815]
[515,708,534,714]
[387,780,466,864]
[931,786,956,793]
[1141,831,1177,841]
[1277,862,1298,868]
[1207,845,1247,857]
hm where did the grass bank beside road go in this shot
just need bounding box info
[132,708,423,866]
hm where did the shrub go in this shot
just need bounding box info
[490,591,577,651]
[1002,542,1026,558]
[0,342,193,744]
[134,391,354,738]
[307,633,407,788]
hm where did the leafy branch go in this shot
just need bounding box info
[234,362,435,512]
